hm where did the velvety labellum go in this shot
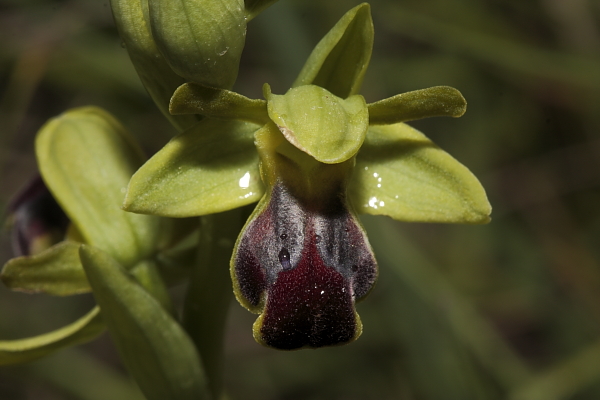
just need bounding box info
[233,181,377,350]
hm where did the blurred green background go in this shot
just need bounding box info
[2,0,600,399]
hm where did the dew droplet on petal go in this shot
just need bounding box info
[279,247,292,270]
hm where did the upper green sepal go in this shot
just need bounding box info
[148,0,246,89]
[368,86,467,125]
[349,123,491,224]
[170,82,269,125]
[264,84,368,164]
[292,3,373,98]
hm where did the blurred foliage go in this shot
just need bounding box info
[2,0,600,399]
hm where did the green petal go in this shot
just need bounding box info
[292,3,373,98]
[1,241,89,296]
[79,245,209,400]
[265,84,368,163]
[368,86,467,125]
[170,82,268,125]
[148,0,246,89]
[349,123,491,223]
[35,107,164,267]
[244,0,279,21]
[124,118,263,217]
[0,307,104,366]
[110,0,199,131]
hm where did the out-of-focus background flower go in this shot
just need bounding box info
[2,0,600,399]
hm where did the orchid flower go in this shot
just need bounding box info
[122,4,491,350]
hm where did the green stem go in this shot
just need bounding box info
[182,210,244,400]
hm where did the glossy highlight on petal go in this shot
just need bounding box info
[232,181,377,350]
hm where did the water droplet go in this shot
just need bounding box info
[238,171,251,189]
[320,290,325,295]
[280,233,287,240]
[278,248,291,270]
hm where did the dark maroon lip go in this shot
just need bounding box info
[259,226,357,350]
[233,180,378,350]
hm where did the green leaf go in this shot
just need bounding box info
[244,0,279,21]
[109,0,200,132]
[265,84,368,163]
[79,245,210,400]
[170,82,268,125]
[124,118,263,217]
[148,0,246,89]
[292,3,373,98]
[368,86,467,125]
[0,307,104,366]
[36,107,164,267]
[1,241,89,296]
[349,123,491,223]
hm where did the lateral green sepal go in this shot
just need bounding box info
[368,86,467,125]
[349,123,491,224]
[124,118,264,217]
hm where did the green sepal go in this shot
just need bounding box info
[170,82,269,125]
[0,307,104,366]
[292,3,373,98]
[1,241,89,296]
[109,0,199,132]
[265,84,368,164]
[79,245,210,400]
[368,86,467,125]
[349,123,491,224]
[244,0,279,21]
[35,107,164,267]
[124,118,263,217]
[148,0,246,89]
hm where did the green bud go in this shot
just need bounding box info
[148,0,247,89]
